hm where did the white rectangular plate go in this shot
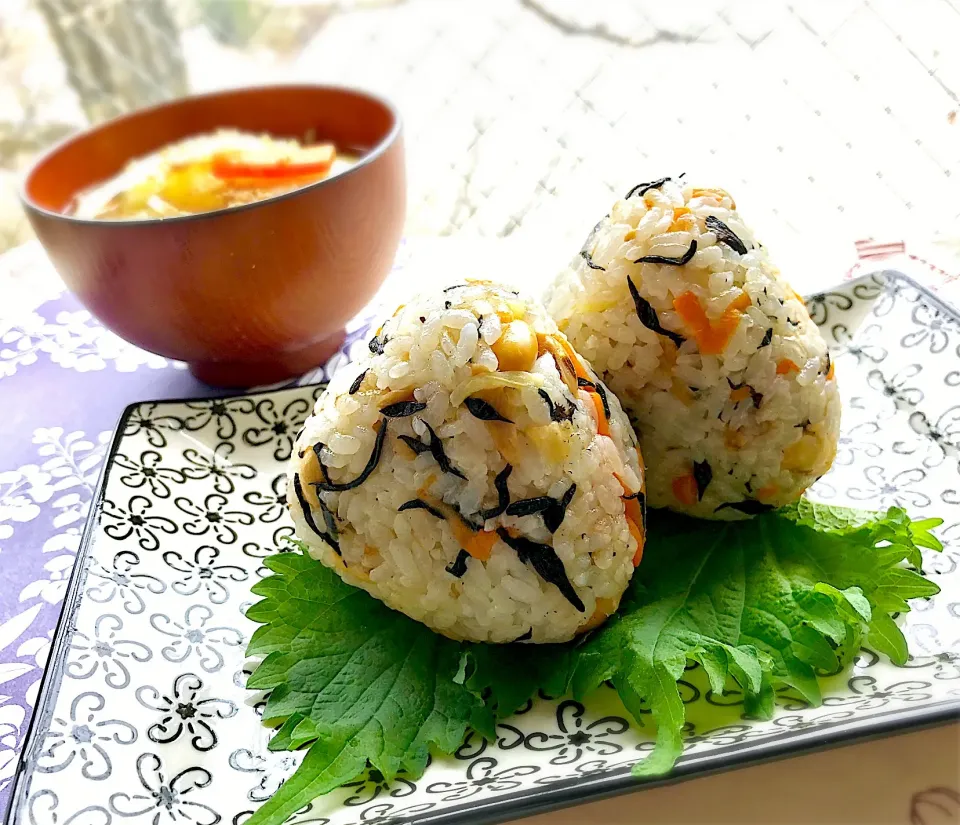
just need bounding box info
[6,272,960,825]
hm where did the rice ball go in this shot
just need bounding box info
[547,178,840,519]
[288,281,646,643]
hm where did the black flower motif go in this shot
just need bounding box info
[821,675,932,710]
[174,494,254,545]
[163,545,248,605]
[805,290,853,327]
[240,541,273,579]
[848,465,931,509]
[704,683,807,710]
[123,404,185,449]
[925,521,959,575]
[850,273,887,303]
[232,808,328,825]
[902,304,957,354]
[28,789,111,825]
[869,276,918,319]
[342,766,418,806]
[806,475,838,500]
[136,673,237,752]
[425,757,538,801]
[895,407,960,470]
[67,614,152,689]
[227,749,301,803]
[242,397,312,461]
[271,525,297,551]
[109,753,219,825]
[242,473,287,523]
[150,604,244,673]
[180,443,256,495]
[834,420,883,467]
[902,651,960,682]
[101,496,178,552]
[769,710,855,732]
[240,527,298,580]
[87,550,166,615]
[114,450,185,499]
[847,392,897,423]
[182,398,256,440]
[866,364,925,412]
[839,323,888,365]
[634,721,758,756]
[38,691,137,779]
[920,406,960,452]
[523,700,628,765]
[355,802,434,823]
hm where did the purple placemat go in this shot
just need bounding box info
[0,286,378,813]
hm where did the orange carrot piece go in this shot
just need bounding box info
[827,362,836,380]
[211,145,335,181]
[614,473,642,523]
[589,391,610,437]
[728,293,752,312]
[555,335,590,382]
[674,291,750,355]
[623,495,642,527]
[449,518,497,561]
[692,187,736,208]
[539,334,584,395]
[777,358,800,375]
[673,291,712,339]
[755,484,778,500]
[730,385,752,403]
[627,517,645,566]
[672,474,699,507]
[668,207,694,232]
[702,294,751,354]
[467,529,497,561]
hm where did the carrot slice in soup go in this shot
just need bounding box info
[211,144,336,181]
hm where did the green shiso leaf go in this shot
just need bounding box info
[243,503,941,825]
[572,505,941,776]
[243,553,494,825]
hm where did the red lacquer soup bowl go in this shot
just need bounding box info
[21,85,405,387]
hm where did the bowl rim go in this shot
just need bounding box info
[19,83,403,228]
